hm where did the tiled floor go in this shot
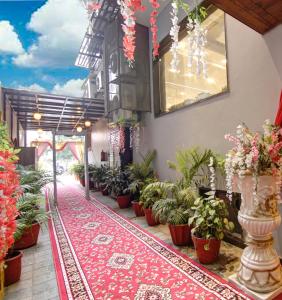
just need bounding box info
[4,186,242,300]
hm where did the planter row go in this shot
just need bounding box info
[101,190,220,264]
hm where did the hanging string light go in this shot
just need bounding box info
[186,2,208,78]
[76,126,83,133]
[85,120,91,128]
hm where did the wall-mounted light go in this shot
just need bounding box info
[33,112,42,120]
[76,126,83,133]
[84,120,91,127]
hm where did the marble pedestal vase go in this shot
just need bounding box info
[230,175,282,299]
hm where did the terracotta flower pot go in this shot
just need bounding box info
[79,177,85,187]
[13,223,40,250]
[4,250,23,286]
[192,235,221,264]
[144,208,159,226]
[168,224,192,246]
[132,201,145,217]
[117,195,131,209]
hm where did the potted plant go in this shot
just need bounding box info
[4,224,25,286]
[139,182,168,226]
[93,165,110,194]
[225,120,282,292]
[113,169,131,209]
[70,163,85,186]
[128,150,156,217]
[13,194,49,250]
[189,157,234,264]
[152,182,197,246]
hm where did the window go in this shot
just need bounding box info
[154,7,228,116]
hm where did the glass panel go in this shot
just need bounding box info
[159,8,228,114]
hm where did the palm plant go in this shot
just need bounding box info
[167,147,219,188]
[152,182,198,225]
[128,150,157,197]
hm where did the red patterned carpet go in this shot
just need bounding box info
[48,184,252,300]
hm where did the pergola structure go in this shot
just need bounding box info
[2,87,105,131]
[2,87,106,203]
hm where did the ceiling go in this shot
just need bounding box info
[3,88,105,131]
[209,0,282,34]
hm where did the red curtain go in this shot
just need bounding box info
[275,90,282,127]
[67,142,80,161]
[37,142,50,158]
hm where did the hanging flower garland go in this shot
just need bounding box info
[119,126,126,153]
[149,0,160,58]
[118,0,145,65]
[170,1,180,72]
[186,5,208,77]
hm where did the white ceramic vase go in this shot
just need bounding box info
[236,175,282,293]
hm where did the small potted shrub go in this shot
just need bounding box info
[112,169,131,208]
[189,158,234,264]
[13,194,49,250]
[93,165,110,194]
[127,150,156,217]
[153,182,197,246]
[139,182,168,226]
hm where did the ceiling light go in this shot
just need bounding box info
[33,112,42,120]
[84,120,91,127]
[37,128,43,133]
[76,126,83,133]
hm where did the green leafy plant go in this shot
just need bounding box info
[128,150,156,197]
[167,147,220,188]
[92,164,110,186]
[15,192,50,241]
[152,182,197,225]
[105,167,131,196]
[18,166,53,194]
[139,181,169,209]
[188,193,234,245]
[70,163,85,179]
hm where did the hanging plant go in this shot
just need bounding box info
[118,0,146,65]
[149,0,160,58]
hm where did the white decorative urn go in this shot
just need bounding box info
[236,175,282,293]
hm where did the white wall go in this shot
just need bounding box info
[90,119,110,166]
[138,12,282,182]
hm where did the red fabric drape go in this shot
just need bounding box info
[275,90,282,127]
[67,142,80,161]
[32,141,83,161]
[37,142,50,158]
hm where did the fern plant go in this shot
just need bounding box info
[152,182,198,225]
[18,166,53,194]
[128,150,156,197]
[139,181,169,209]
